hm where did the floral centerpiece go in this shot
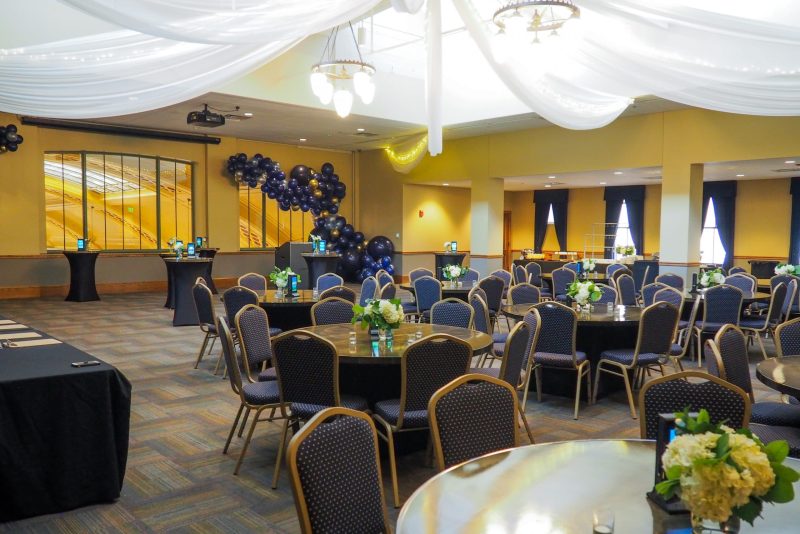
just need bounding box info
[656,409,798,532]
[775,263,796,276]
[352,298,403,340]
[167,237,184,259]
[699,268,725,288]
[580,258,596,279]
[615,245,635,257]
[309,234,322,253]
[443,264,467,287]
[269,267,300,296]
[566,280,602,311]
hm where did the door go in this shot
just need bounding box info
[503,211,512,271]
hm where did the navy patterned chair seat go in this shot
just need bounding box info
[750,423,800,458]
[669,343,683,356]
[242,380,281,404]
[695,321,727,333]
[534,350,587,368]
[372,399,428,428]
[290,394,370,420]
[258,367,277,381]
[678,319,690,329]
[751,403,800,427]
[738,317,775,329]
[269,327,282,337]
[599,349,663,366]
[402,301,418,314]
[492,333,508,343]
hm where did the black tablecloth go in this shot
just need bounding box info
[0,334,131,521]
[64,251,100,302]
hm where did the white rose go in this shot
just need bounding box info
[713,272,725,284]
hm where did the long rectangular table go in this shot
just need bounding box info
[0,319,131,522]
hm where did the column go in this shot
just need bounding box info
[470,177,504,277]
[659,162,703,289]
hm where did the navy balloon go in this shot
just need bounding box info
[385,264,395,275]
[380,256,392,268]
[367,236,395,259]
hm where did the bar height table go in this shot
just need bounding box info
[301,252,341,290]
[63,251,100,302]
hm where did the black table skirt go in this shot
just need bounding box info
[301,254,341,290]
[64,251,100,302]
[170,261,212,326]
[0,340,131,521]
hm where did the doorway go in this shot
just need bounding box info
[503,211,512,270]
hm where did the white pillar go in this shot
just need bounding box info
[659,162,703,289]
[470,177,504,277]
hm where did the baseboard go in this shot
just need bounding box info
[0,277,240,300]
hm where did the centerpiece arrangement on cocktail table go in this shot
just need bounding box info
[699,268,726,289]
[775,263,796,276]
[580,258,596,280]
[656,409,798,533]
[442,264,467,287]
[616,245,635,257]
[269,267,300,297]
[352,298,403,341]
[566,279,602,312]
[167,237,184,259]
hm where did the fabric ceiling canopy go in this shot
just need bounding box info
[2,1,800,156]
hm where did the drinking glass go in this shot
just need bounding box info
[348,331,357,345]
[592,508,614,534]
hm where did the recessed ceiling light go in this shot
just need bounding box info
[600,182,607,185]
[786,160,796,164]
[544,184,552,188]
[243,112,254,117]
[736,174,745,177]
[614,171,624,175]
[548,175,556,179]
[442,183,449,186]
[299,138,307,142]
[356,128,365,132]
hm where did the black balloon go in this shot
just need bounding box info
[367,236,395,259]
[321,162,334,175]
[340,249,362,273]
[0,123,24,155]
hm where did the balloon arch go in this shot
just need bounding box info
[227,153,395,281]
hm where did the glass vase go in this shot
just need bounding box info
[691,514,740,533]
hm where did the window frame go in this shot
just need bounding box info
[613,199,636,255]
[700,197,726,265]
[238,182,313,251]
[44,150,194,253]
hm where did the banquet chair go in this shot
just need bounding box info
[724,273,755,294]
[191,281,219,370]
[490,269,513,295]
[462,268,480,284]
[614,274,637,306]
[375,269,394,288]
[605,263,627,278]
[666,295,702,371]
[235,304,277,384]
[221,287,260,375]
[508,283,540,305]
[413,275,442,323]
[636,265,652,294]
[654,286,684,310]
[693,284,744,364]
[471,315,540,442]
[429,374,520,471]
[237,272,267,293]
[739,282,787,359]
[286,407,391,534]
[372,334,472,507]
[216,317,285,476]
[271,330,369,489]
[641,282,668,307]
[319,285,356,303]
[705,325,800,427]
[469,294,495,368]
[776,317,800,357]
[609,267,633,287]
[311,297,355,326]
[593,283,617,305]
[654,273,683,291]
[430,298,474,329]
[379,281,397,300]
[563,262,580,273]
[728,266,747,275]
[316,273,343,292]
[756,274,796,315]
[409,268,434,283]
[550,267,575,302]
[530,302,591,419]
[478,276,505,328]
[525,262,544,287]
[359,276,379,307]
[593,302,680,419]
[513,264,528,285]
[637,371,750,439]
[780,279,798,323]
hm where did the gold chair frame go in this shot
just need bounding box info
[310,296,356,326]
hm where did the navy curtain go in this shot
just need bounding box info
[789,178,800,263]
[604,186,645,258]
[533,190,569,252]
[703,181,737,271]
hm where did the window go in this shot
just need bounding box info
[45,152,193,251]
[613,200,636,255]
[700,198,726,265]
[546,204,555,224]
[238,183,316,249]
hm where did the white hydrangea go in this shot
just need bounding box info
[775,264,795,275]
[582,259,596,272]
[713,272,725,284]
[378,300,401,324]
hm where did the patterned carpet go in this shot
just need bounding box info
[0,292,783,533]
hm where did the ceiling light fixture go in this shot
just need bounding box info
[600,181,607,185]
[786,160,796,164]
[548,175,556,179]
[243,112,254,117]
[357,128,365,132]
[299,138,307,142]
[310,22,376,119]
[614,171,624,175]
[736,174,745,177]
[443,183,450,186]
[544,184,552,188]
[492,1,580,61]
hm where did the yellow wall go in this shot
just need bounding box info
[402,184,471,252]
[0,111,355,255]
[734,178,791,261]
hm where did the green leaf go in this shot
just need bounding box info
[765,440,789,464]
[655,479,679,498]
[773,463,800,483]
[764,478,795,503]
[715,432,730,459]
[733,497,762,526]
[665,465,682,480]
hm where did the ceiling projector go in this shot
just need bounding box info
[187,104,225,127]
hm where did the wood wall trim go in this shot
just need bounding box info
[0,251,276,260]
[0,277,239,300]
[659,261,702,267]
[398,250,471,255]
[470,254,503,259]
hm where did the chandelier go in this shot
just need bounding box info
[493,1,580,45]
[310,23,376,119]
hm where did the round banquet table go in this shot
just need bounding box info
[396,439,800,534]
[400,284,472,302]
[757,357,800,399]
[63,251,100,302]
[301,252,341,290]
[683,289,770,304]
[300,323,492,405]
[163,258,213,326]
[503,304,641,399]
[542,271,609,284]
[256,289,317,331]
